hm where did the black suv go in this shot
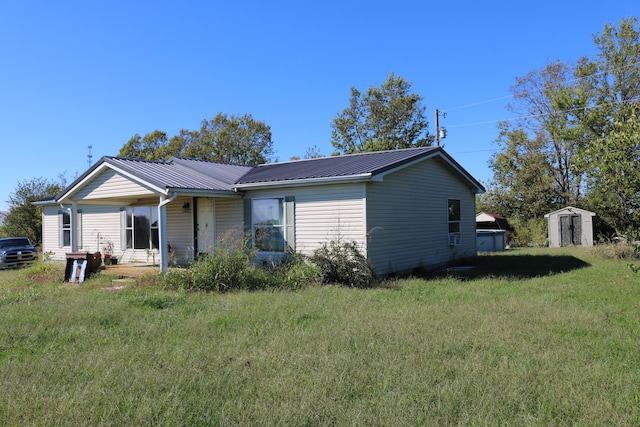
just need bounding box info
[0,237,38,269]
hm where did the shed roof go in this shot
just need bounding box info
[544,206,596,218]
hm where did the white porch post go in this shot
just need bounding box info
[70,201,79,252]
[158,193,176,273]
[158,197,168,273]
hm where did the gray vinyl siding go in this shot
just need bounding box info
[41,205,122,261]
[79,205,122,255]
[244,183,366,256]
[41,206,66,261]
[166,197,194,263]
[75,169,155,200]
[366,157,477,275]
[214,198,244,243]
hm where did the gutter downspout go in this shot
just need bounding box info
[158,193,177,274]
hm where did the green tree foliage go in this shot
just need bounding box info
[491,61,588,218]
[488,123,557,219]
[118,113,274,165]
[118,130,168,161]
[575,18,640,233]
[330,73,433,154]
[4,178,62,244]
[488,17,640,236]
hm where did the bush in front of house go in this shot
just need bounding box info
[309,240,376,288]
[163,245,258,293]
[162,245,319,293]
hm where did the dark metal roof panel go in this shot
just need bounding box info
[236,146,440,184]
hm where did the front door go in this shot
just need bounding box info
[197,198,215,254]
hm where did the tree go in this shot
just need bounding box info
[118,113,274,165]
[4,178,63,244]
[502,61,589,208]
[488,17,640,236]
[488,122,557,219]
[118,130,168,161]
[330,73,433,154]
[289,145,325,161]
[575,17,640,233]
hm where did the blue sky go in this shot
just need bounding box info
[0,1,637,212]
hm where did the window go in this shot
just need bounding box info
[61,212,71,247]
[252,198,285,252]
[448,199,461,245]
[58,209,82,248]
[123,207,159,250]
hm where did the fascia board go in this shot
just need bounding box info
[166,188,241,198]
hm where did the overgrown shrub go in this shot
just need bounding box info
[163,245,257,293]
[24,260,65,283]
[509,217,548,247]
[272,251,319,291]
[309,240,375,288]
[162,228,318,293]
[590,243,640,260]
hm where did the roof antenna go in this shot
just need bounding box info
[87,145,93,166]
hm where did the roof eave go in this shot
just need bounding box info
[233,173,373,190]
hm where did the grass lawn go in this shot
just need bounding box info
[1,247,640,426]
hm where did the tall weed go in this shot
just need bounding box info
[310,240,375,288]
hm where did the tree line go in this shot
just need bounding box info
[479,17,640,240]
[2,74,432,243]
[4,17,638,245]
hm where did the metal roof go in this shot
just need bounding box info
[236,146,441,184]
[105,157,251,191]
[51,146,483,203]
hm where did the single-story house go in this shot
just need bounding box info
[544,206,596,247]
[37,146,485,276]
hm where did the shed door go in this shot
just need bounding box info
[197,198,215,254]
[559,214,581,246]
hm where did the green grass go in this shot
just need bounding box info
[1,248,640,426]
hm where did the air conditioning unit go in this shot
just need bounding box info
[448,233,461,246]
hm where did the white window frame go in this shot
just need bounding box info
[251,197,286,253]
[448,199,461,246]
[59,209,82,248]
[122,206,159,250]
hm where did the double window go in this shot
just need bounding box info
[122,207,159,250]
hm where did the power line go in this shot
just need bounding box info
[439,62,635,116]
[446,95,640,130]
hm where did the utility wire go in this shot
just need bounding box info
[446,95,640,129]
[440,62,635,118]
